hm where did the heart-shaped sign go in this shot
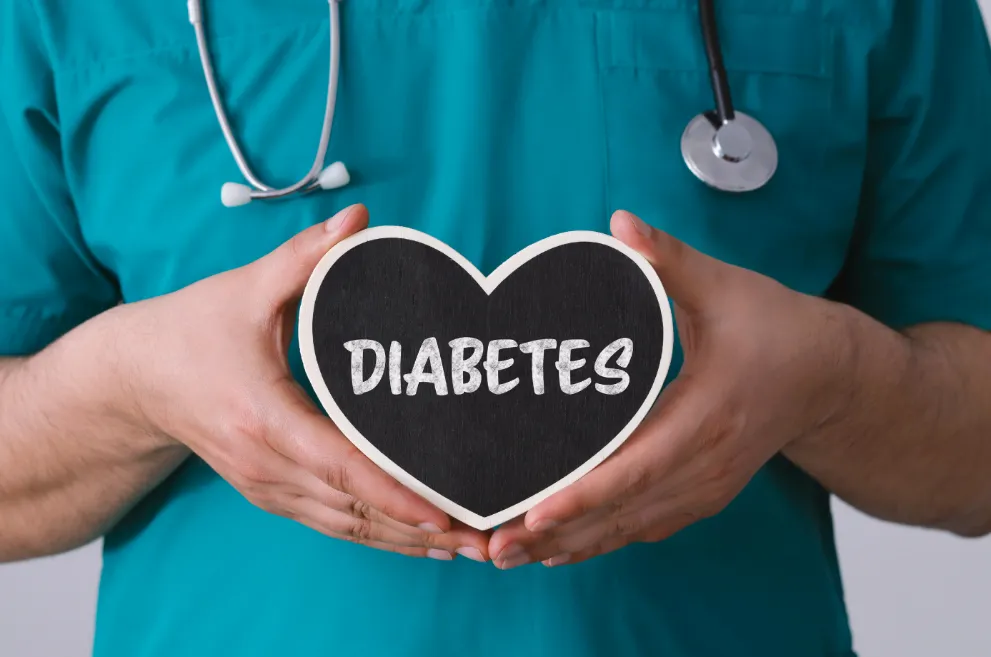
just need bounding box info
[298,227,673,530]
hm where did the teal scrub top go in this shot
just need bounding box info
[3,1,991,655]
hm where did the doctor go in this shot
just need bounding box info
[1,0,990,656]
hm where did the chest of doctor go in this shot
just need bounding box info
[53,0,872,304]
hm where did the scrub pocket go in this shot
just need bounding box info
[594,2,852,289]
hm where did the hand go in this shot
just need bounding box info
[488,210,853,569]
[113,205,490,562]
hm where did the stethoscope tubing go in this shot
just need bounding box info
[191,0,778,205]
[188,0,342,200]
[698,0,735,125]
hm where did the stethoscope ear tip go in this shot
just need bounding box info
[220,163,351,207]
[221,182,254,208]
[318,161,351,190]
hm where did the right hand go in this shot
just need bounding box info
[111,204,490,562]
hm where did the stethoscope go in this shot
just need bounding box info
[188,0,778,208]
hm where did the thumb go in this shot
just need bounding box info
[609,209,726,314]
[255,204,369,304]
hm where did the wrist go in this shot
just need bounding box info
[65,304,181,452]
[787,298,864,448]
[786,298,914,453]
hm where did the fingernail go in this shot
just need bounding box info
[542,553,571,567]
[627,213,652,237]
[496,543,524,562]
[418,523,443,534]
[495,544,530,569]
[527,518,558,533]
[324,207,352,233]
[456,547,486,562]
[427,549,453,561]
[498,553,531,570]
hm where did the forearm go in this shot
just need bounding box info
[784,307,991,537]
[0,309,188,562]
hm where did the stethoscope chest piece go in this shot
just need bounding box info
[682,111,778,193]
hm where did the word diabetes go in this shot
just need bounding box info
[343,337,635,397]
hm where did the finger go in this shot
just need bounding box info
[487,517,532,563]
[266,385,456,533]
[502,491,680,566]
[307,486,490,560]
[311,484,436,536]
[541,510,698,569]
[489,507,610,566]
[446,521,493,562]
[264,384,437,537]
[491,465,703,563]
[609,210,729,315]
[517,487,709,566]
[542,535,630,568]
[257,452,491,561]
[288,496,484,558]
[523,376,704,531]
[292,516,445,560]
[252,203,369,305]
[289,496,442,548]
[494,513,619,569]
[231,405,425,538]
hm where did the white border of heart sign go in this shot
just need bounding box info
[298,226,675,530]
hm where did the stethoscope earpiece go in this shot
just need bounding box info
[219,161,351,208]
[220,182,254,208]
[317,161,351,191]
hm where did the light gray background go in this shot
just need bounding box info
[2,3,991,655]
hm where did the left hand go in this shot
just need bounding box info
[488,210,855,569]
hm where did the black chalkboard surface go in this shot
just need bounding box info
[299,227,673,530]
